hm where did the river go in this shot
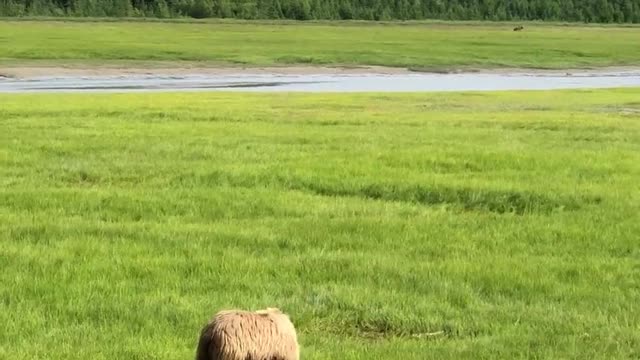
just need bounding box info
[1,69,639,93]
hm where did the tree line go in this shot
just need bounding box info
[1,0,639,23]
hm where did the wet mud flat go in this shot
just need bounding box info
[1,69,639,93]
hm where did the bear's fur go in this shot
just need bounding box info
[195,307,299,360]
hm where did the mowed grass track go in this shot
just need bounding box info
[1,89,640,359]
[1,20,640,69]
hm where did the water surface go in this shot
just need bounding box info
[1,70,639,93]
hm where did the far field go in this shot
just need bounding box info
[1,20,640,70]
[1,89,639,359]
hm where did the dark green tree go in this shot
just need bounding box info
[188,0,213,18]
[2,0,639,23]
[257,0,283,18]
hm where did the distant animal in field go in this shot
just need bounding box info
[195,307,299,360]
[513,25,524,31]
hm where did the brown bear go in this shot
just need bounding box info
[195,307,300,360]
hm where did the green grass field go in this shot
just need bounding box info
[1,89,639,359]
[1,20,640,70]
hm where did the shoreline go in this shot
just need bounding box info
[2,63,640,79]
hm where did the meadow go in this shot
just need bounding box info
[1,20,640,70]
[1,89,639,359]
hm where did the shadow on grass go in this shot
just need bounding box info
[173,171,602,215]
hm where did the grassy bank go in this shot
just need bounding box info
[1,89,639,359]
[1,20,640,70]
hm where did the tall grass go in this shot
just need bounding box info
[0,89,639,359]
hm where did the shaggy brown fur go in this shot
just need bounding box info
[195,307,299,360]
[513,25,524,31]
